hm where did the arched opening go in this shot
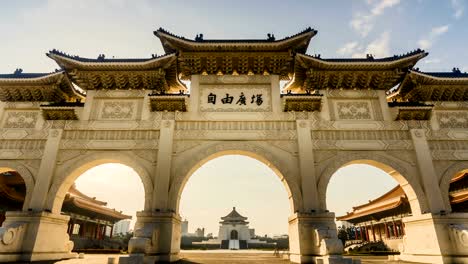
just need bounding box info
[0,169,28,226]
[47,152,151,253]
[447,169,468,213]
[324,159,423,254]
[177,152,292,251]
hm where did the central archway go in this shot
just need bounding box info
[169,143,302,215]
[172,143,299,253]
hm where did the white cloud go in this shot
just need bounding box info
[423,58,441,64]
[431,25,450,35]
[350,0,401,37]
[365,31,391,57]
[336,32,391,59]
[337,41,359,55]
[451,0,464,19]
[417,24,450,49]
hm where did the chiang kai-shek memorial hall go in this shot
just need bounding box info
[0,27,467,264]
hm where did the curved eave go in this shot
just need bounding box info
[450,190,468,204]
[68,185,107,206]
[0,71,83,102]
[391,70,468,100]
[296,51,427,71]
[155,29,316,53]
[0,71,64,85]
[336,196,406,221]
[47,52,177,71]
[0,185,25,203]
[64,196,131,221]
[408,70,468,85]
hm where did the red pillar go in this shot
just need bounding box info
[95,224,100,239]
[110,225,114,239]
[384,222,389,238]
[359,225,363,240]
[378,223,382,241]
[354,226,358,240]
[364,224,369,241]
[371,223,376,241]
[392,220,398,238]
[80,222,85,237]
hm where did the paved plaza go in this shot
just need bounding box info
[52,251,423,264]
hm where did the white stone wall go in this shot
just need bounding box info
[0,74,467,263]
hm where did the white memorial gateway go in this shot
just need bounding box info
[0,27,467,263]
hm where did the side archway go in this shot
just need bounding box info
[46,151,153,214]
[439,161,468,212]
[0,160,35,211]
[317,151,428,215]
[168,141,302,214]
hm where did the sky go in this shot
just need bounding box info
[0,1,467,73]
[2,1,465,235]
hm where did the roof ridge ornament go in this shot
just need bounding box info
[267,33,275,41]
[13,68,23,75]
[195,34,204,41]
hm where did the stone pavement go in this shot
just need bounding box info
[53,251,422,264]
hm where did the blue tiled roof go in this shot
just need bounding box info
[0,69,61,79]
[413,68,468,78]
[309,49,427,62]
[155,27,317,43]
[48,49,171,63]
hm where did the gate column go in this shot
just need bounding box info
[397,129,461,264]
[127,119,181,263]
[288,212,349,264]
[296,120,320,211]
[0,129,76,262]
[289,121,350,263]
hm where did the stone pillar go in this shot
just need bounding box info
[410,129,445,213]
[126,211,181,263]
[270,75,282,114]
[152,120,175,210]
[29,129,63,210]
[81,90,95,121]
[398,213,468,264]
[377,90,392,121]
[0,211,76,262]
[187,75,200,113]
[288,212,350,264]
[296,120,320,211]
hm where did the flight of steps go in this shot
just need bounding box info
[228,239,239,249]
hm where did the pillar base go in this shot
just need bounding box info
[397,213,468,264]
[288,212,350,263]
[0,211,77,262]
[127,211,181,263]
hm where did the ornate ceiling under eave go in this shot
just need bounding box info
[0,71,83,102]
[389,69,468,101]
[154,28,317,80]
[285,50,428,93]
[47,51,187,93]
